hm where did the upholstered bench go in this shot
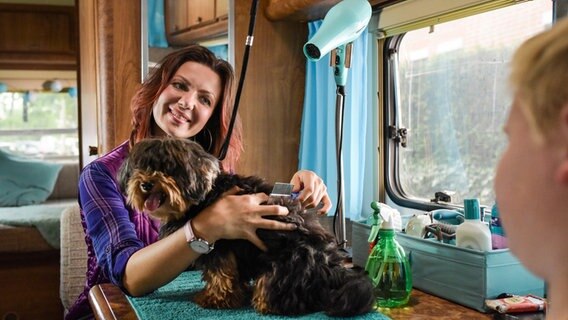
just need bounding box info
[0,161,79,249]
[0,161,79,320]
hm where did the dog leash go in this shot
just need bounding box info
[217,0,259,161]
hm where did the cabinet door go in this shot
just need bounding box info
[187,0,215,27]
[215,0,229,18]
[164,0,228,45]
[165,0,188,33]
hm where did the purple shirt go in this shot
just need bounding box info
[66,141,160,320]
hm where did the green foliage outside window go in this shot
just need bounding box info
[0,92,78,161]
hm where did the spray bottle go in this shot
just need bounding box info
[365,201,412,308]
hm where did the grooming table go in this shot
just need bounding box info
[90,270,390,319]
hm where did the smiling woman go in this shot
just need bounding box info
[151,61,221,141]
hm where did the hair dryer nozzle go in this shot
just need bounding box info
[304,44,321,60]
[303,0,372,61]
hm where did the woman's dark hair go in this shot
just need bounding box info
[129,45,242,172]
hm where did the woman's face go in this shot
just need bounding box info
[152,61,222,139]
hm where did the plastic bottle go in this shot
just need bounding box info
[365,201,412,308]
[490,203,508,249]
[455,199,492,251]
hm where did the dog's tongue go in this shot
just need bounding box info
[144,193,162,212]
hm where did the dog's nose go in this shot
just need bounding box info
[141,182,154,192]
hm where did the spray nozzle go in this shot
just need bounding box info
[371,201,395,230]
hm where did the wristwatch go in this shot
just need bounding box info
[184,220,214,254]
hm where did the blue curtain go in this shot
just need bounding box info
[206,44,229,61]
[299,21,376,221]
[148,0,168,48]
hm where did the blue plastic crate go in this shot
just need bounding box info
[352,220,545,312]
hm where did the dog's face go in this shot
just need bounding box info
[118,138,220,222]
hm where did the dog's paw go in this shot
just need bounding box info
[251,275,274,314]
[194,289,245,309]
[251,296,272,314]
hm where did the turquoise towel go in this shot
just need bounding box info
[128,271,390,320]
[0,201,75,248]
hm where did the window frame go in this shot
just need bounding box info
[383,34,460,212]
[382,1,564,212]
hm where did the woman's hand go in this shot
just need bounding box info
[290,170,332,215]
[191,187,296,251]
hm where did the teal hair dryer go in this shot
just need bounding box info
[303,0,372,61]
[303,0,371,86]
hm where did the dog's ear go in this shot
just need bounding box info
[184,155,220,199]
[176,140,221,202]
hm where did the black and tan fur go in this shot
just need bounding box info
[118,138,375,317]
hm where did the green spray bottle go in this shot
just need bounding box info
[365,201,412,308]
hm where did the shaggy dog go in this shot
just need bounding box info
[117,138,375,317]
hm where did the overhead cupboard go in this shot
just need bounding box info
[164,0,229,46]
[0,3,77,70]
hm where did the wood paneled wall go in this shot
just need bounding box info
[97,0,141,152]
[233,1,308,183]
[78,0,141,160]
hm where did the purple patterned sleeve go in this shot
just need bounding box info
[65,142,160,319]
[79,160,144,288]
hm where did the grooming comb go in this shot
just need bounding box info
[270,182,324,214]
[270,182,294,199]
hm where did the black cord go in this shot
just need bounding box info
[218,0,259,161]
[333,85,346,246]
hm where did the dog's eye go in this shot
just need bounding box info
[141,182,154,192]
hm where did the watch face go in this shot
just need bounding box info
[190,240,211,254]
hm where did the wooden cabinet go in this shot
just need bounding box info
[0,251,63,320]
[165,0,218,34]
[165,0,188,34]
[215,0,229,18]
[165,0,228,46]
[0,4,77,70]
[187,0,215,27]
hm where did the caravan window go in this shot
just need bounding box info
[385,0,553,208]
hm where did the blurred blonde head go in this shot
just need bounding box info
[509,17,568,142]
